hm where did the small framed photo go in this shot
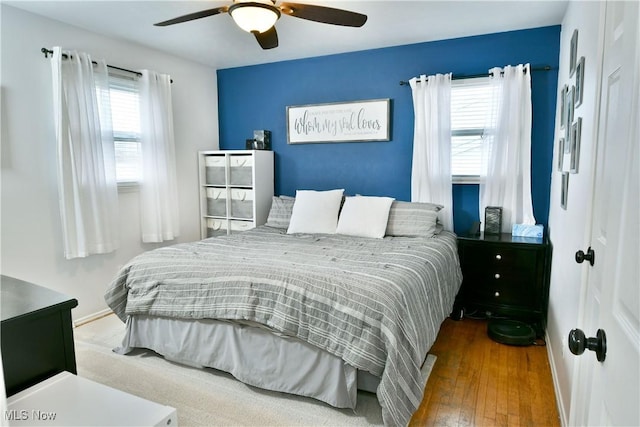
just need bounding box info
[565,86,575,148]
[575,56,585,108]
[570,29,578,77]
[561,172,569,210]
[560,84,568,129]
[570,117,582,173]
[557,138,565,171]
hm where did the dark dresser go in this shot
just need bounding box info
[1,275,78,396]
[454,233,551,337]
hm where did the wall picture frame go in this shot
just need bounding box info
[569,29,578,77]
[286,99,391,144]
[565,86,575,148]
[557,138,565,171]
[561,172,569,210]
[570,117,582,173]
[560,84,568,129]
[575,56,585,108]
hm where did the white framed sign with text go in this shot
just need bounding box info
[287,99,391,144]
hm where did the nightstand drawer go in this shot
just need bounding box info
[464,277,535,307]
[461,245,538,272]
[460,263,538,286]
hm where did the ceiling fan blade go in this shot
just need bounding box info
[279,2,367,27]
[154,6,228,27]
[254,26,279,49]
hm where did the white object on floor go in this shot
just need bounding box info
[6,371,176,426]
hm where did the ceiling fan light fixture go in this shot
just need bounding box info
[229,2,280,33]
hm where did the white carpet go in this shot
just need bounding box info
[74,314,436,426]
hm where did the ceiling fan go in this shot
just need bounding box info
[154,0,367,50]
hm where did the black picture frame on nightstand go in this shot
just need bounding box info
[453,232,551,338]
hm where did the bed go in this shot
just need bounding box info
[105,193,462,426]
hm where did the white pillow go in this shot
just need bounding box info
[287,189,345,234]
[336,196,395,238]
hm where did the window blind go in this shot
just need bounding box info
[109,73,141,183]
[451,77,491,180]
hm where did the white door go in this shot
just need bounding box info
[569,1,640,425]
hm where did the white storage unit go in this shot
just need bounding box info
[199,150,274,239]
[6,372,177,426]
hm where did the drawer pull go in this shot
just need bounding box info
[494,273,501,279]
[494,291,500,297]
[495,254,502,260]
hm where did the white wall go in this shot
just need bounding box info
[546,1,604,424]
[0,5,219,322]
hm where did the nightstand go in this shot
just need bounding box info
[454,232,551,337]
[1,276,78,396]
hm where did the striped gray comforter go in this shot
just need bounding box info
[105,226,462,426]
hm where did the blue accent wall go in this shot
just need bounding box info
[217,26,560,234]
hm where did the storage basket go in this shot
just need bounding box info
[206,219,227,238]
[205,156,226,185]
[206,188,227,217]
[229,155,253,186]
[229,189,254,219]
[229,220,253,234]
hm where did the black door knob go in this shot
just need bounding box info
[575,247,595,266]
[568,328,607,362]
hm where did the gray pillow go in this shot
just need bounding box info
[265,195,295,229]
[385,201,443,237]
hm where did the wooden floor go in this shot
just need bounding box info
[410,317,560,427]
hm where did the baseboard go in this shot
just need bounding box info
[546,330,568,427]
[74,308,114,328]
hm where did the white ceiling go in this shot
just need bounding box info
[6,0,568,70]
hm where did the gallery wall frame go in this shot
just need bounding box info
[570,117,582,173]
[560,84,568,129]
[286,99,391,144]
[561,172,569,209]
[565,86,575,145]
[575,56,585,108]
[557,138,565,171]
[569,29,579,77]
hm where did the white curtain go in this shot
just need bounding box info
[410,73,453,231]
[139,70,180,242]
[480,64,535,232]
[50,47,119,259]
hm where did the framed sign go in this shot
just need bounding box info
[287,99,391,144]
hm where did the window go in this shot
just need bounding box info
[108,72,141,184]
[451,77,492,183]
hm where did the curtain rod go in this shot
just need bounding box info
[41,48,142,77]
[41,48,173,83]
[399,65,552,86]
